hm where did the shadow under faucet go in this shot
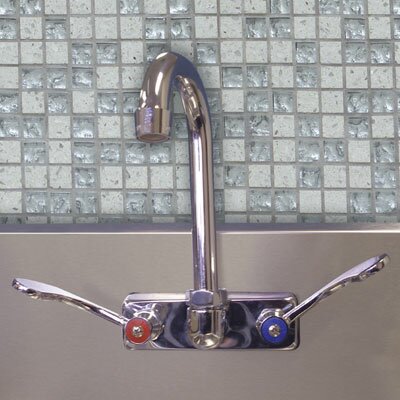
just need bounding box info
[135,52,228,349]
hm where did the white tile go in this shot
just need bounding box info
[220,41,243,63]
[100,166,123,189]
[220,16,243,38]
[22,92,45,114]
[20,17,42,39]
[70,17,92,39]
[346,67,368,89]
[0,166,22,189]
[0,141,20,163]
[325,190,347,213]
[194,0,217,13]
[98,116,121,138]
[101,191,123,213]
[221,90,244,112]
[95,17,118,39]
[225,189,247,211]
[249,214,272,223]
[125,166,148,189]
[367,0,390,14]
[219,0,242,14]
[121,66,144,89]
[72,91,95,113]
[320,66,343,88]
[195,16,218,38]
[49,166,72,188]
[143,0,167,14]
[177,191,190,214]
[121,41,143,64]
[249,165,271,187]
[270,41,292,63]
[371,116,394,138]
[198,66,221,88]
[48,141,71,164]
[294,17,316,39]
[20,42,43,64]
[245,41,268,63]
[293,0,316,13]
[46,42,68,64]
[274,165,296,187]
[349,166,371,188]
[70,0,91,13]
[272,115,295,137]
[324,165,347,188]
[322,115,345,138]
[94,0,116,14]
[24,166,48,189]
[120,16,143,39]
[319,41,342,64]
[395,44,400,64]
[244,0,267,13]
[348,141,371,163]
[176,166,190,189]
[297,90,319,113]
[48,116,71,138]
[368,17,391,39]
[97,66,120,89]
[321,91,343,113]
[45,0,67,14]
[273,139,296,162]
[299,190,322,213]
[0,67,18,89]
[223,139,245,161]
[150,166,173,189]
[171,41,194,60]
[319,17,341,39]
[0,191,22,213]
[370,66,393,88]
[0,42,18,65]
[271,66,293,88]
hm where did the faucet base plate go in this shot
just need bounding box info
[122,292,299,350]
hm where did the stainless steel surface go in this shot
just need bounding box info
[1,227,399,399]
[283,254,389,324]
[122,291,298,350]
[10,251,387,350]
[135,52,225,348]
[12,278,127,326]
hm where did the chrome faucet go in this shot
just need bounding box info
[12,53,389,351]
[135,52,227,349]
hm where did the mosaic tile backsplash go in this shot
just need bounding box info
[0,0,399,224]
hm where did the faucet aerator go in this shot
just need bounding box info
[135,107,171,143]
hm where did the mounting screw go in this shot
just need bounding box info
[125,317,152,345]
[258,316,288,345]
[268,323,281,338]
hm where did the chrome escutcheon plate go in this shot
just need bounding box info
[122,292,299,350]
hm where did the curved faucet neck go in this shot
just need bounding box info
[135,52,219,294]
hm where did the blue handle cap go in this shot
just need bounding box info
[260,317,288,345]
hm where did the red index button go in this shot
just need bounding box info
[125,317,152,344]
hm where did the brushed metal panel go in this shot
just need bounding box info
[0,226,399,400]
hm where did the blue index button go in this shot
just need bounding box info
[260,317,288,345]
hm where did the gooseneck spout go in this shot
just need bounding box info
[135,52,227,349]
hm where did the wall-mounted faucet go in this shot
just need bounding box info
[12,53,389,350]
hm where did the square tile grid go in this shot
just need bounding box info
[0,0,399,224]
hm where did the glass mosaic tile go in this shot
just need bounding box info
[0,1,398,223]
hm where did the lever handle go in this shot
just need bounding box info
[283,254,389,324]
[12,278,127,327]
